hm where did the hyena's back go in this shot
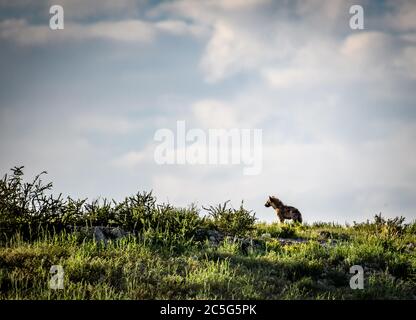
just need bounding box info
[282,206,303,223]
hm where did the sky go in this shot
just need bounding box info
[1,0,416,224]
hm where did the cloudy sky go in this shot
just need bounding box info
[1,0,416,224]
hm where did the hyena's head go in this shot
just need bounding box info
[265,196,282,208]
[265,197,272,207]
[264,196,283,209]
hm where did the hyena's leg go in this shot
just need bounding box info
[293,212,303,223]
[276,210,285,223]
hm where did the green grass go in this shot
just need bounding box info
[1,167,415,299]
[1,222,415,300]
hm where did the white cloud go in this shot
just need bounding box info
[47,0,142,19]
[0,19,156,45]
[207,0,272,11]
[154,19,208,37]
[71,114,143,135]
[152,0,416,86]
[261,30,416,90]
[112,151,147,168]
[153,0,354,83]
[192,99,239,128]
[0,16,207,45]
[85,20,156,42]
[262,68,310,89]
[0,19,49,45]
[340,32,395,63]
[199,21,271,82]
[385,0,416,32]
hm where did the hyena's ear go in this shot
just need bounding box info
[269,196,273,200]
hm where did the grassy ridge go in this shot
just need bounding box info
[0,167,415,299]
[0,221,415,300]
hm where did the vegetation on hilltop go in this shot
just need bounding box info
[0,167,415,299]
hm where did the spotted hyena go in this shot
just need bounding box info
[265,196,303,223]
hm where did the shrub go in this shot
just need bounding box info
[255,222,299,239]
[114,193,202,242]
[141,203,202,243]
[203,201,256,237]
[353,213,408,237]
[405,221,416,235]
[278,224,298,238]
[0,167,203,244]
[0,166,64,237]
[113,191,157,231]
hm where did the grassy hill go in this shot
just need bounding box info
[0,167,415,299]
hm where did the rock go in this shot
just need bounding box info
[277,237,308,245]
[194,228,224,244]
[93,226,106,243]
[194,228,266,253]
[106,226,129,239]
[68,226,130,246]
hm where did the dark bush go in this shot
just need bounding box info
[353,213,408,237]
[203,200,257,237]
[0,167,204,243]
[0,166,64,237]
[113,191,156,231]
